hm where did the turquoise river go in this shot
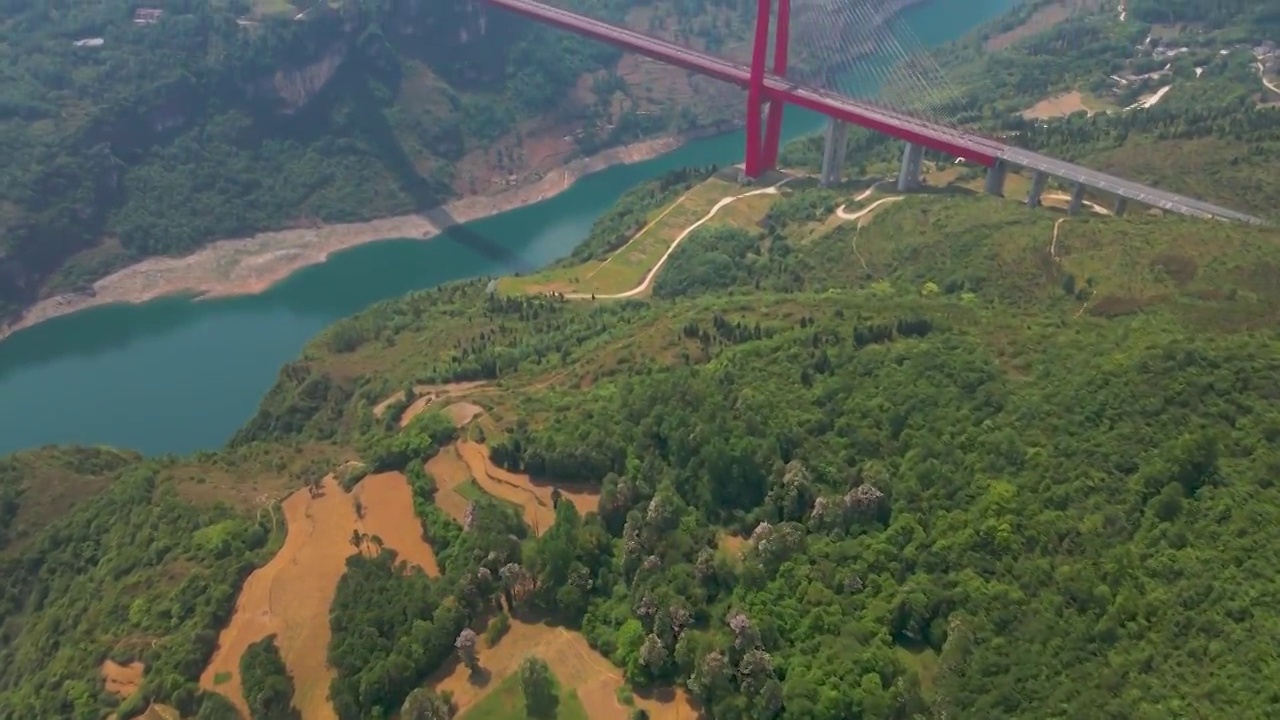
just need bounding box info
[0,0,1015,456]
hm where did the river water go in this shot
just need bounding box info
[0,0,1014,456]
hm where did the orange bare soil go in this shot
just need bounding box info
[423,444,479,526]
[456,441,600,536]
[434,618,700,720]
[353,472,441,576]
[717,532,749,561]
[442,401,485,428]
[199,472,439,719]
[101,659,144,698]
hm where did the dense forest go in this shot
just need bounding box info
[10,170,1280,717]
[239,183,1280,718]
[5,1,1280,719]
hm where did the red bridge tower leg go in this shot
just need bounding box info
[760,0,790,172]
[744,0,773,178]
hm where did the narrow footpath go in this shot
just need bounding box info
[567,179,792,299]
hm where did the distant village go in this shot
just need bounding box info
[72,4,339,48]
[1108,35,1278,87]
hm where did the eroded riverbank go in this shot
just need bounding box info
[0,132,723,344]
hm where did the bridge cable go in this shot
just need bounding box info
[889,14,974,126]
[856,2,959,128]
[833,0,947,123]
[813,0,921,115]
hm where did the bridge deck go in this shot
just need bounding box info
[486,0,1264,224]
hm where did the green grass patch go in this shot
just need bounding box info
[895,643,941,703]
[454,478,489,503]
[212,671,232,686]
[251,0,297,17]
[457,672,589,720]
[499,177,751,297]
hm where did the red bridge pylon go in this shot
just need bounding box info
[744,0,791,178]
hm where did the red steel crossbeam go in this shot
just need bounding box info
[771,83,998,166]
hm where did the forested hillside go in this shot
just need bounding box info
[4,163,1280,718]
[1128,0,1280,29]
[0,0,758,326]
[5,2,1280,719]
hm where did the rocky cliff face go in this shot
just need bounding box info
[253,42,348,115]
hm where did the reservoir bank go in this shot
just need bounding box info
[0,0,1015,456]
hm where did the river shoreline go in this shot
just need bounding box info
[0,127,734,344]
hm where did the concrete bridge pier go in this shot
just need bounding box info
[897,142,924,191]
[1113,197,1128,217]
[1027,171,1049,209]
[984,161,1007,197]
[820,119,849,187]
[1068,182,1087,215]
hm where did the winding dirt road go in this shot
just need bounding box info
[567,179,792,299]
[1043,192,1112,216]
[1259,62,1280,95]
[836,195,904,221]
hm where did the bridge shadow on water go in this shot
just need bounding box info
[353,84,539,277]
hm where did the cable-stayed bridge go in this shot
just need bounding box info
[484,0,1263,224]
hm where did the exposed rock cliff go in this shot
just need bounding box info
[252,42,348,114]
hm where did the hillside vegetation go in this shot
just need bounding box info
[0,0,760,326]
[5,165,1280,718]
[782,0,1280,220]
[5,2,1280,718]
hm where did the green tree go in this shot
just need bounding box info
[399,688,452,720]
[519,656,557,718]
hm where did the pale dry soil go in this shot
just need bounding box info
[433,617,700,720]
[1021,90,1096,120]
[101,659,144,699]
[0,137,692,343]
[199,472,439,720]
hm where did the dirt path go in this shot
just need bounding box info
[0,135,709,344]
[567,178,792,300]
[1125,84,1171,111]
[433,618,698,720]
[200,472,440,720]
[836,195,904,222]
[1259,62,1280,95]
[1050,217,1067,261]
[371,380,490,424]
[455,441,599,535]
[586,189,695,280]
[1042,192,1112,216]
